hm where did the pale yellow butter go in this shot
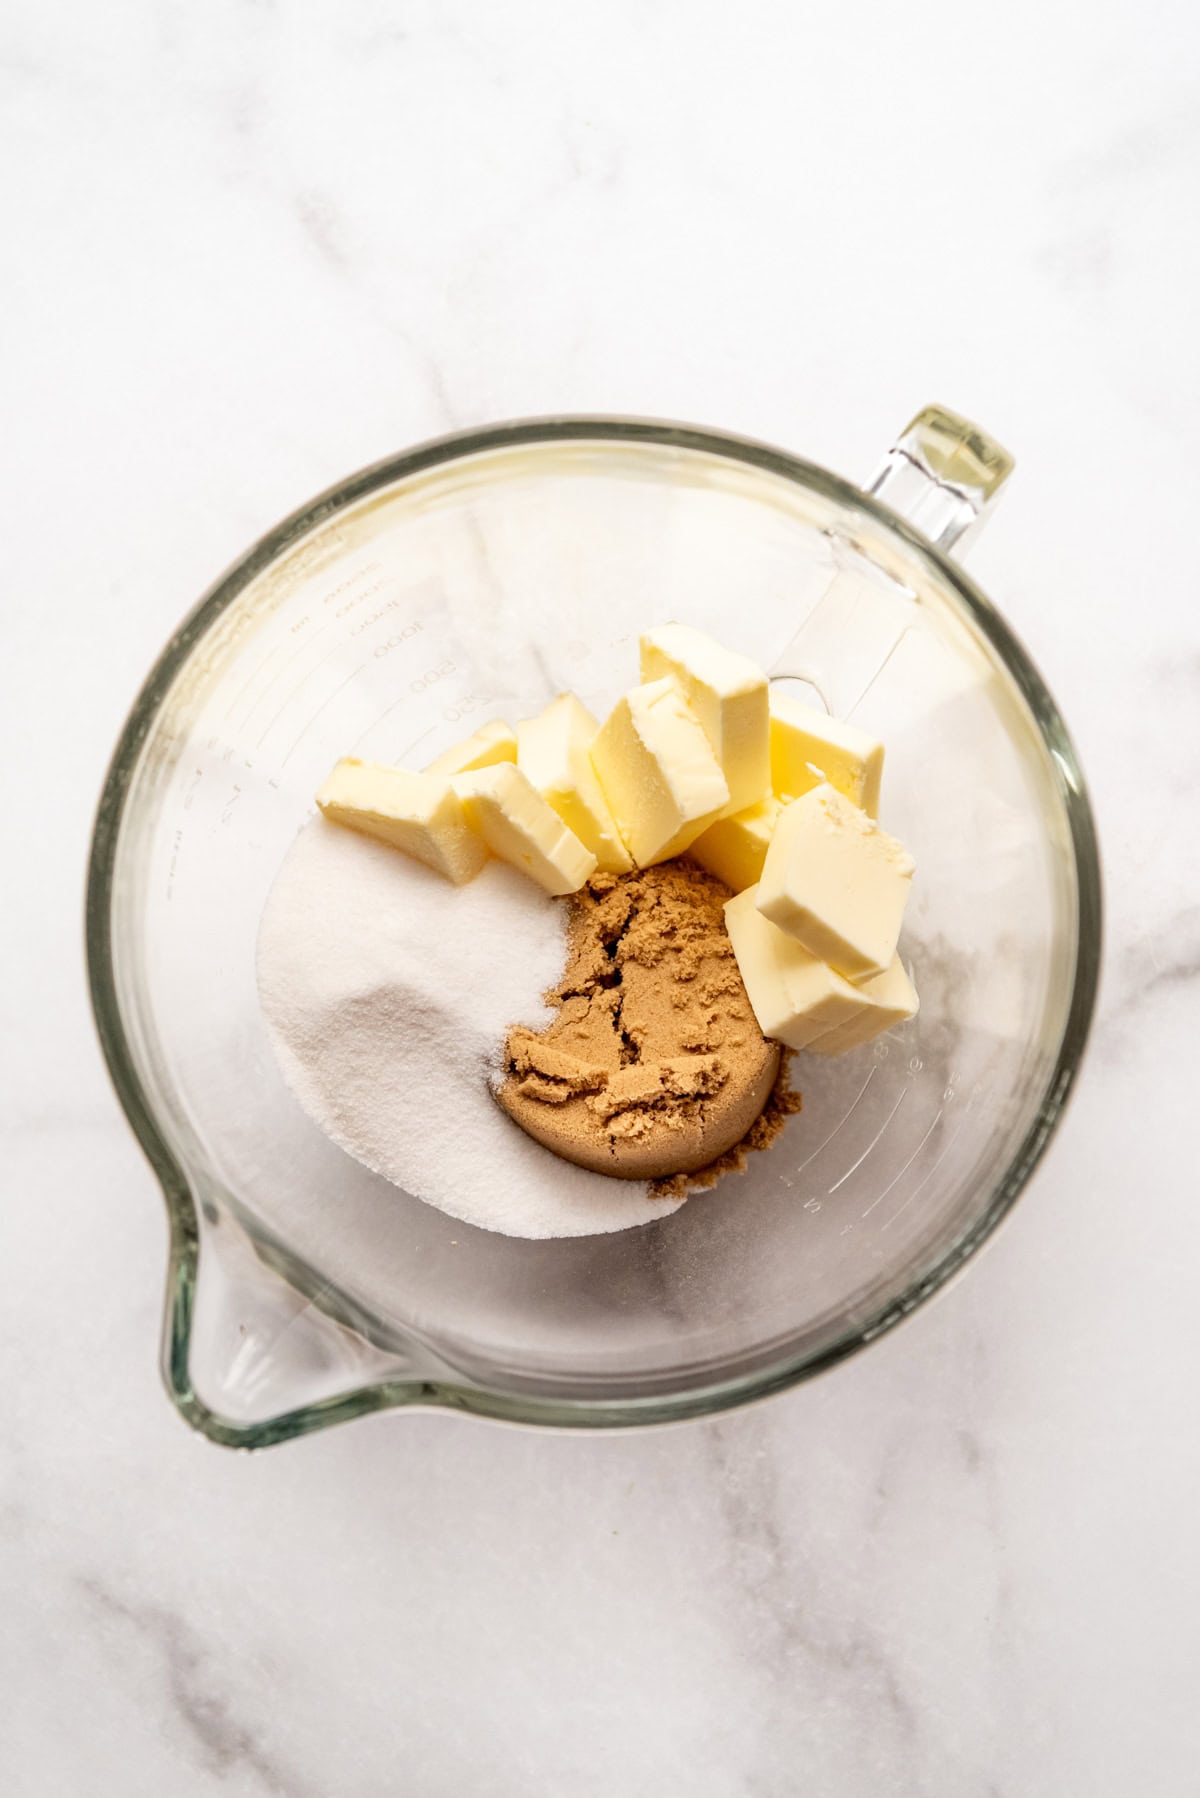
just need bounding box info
[806,956,919,1056]
[769,691,884,816]
[690,795,783,893]
[756,783,914,978]
[516,694,633,874]
[425,718,517,778]
[590,676,730,867]
[317,758,487,886]
[452,762,596,896]
[724,887,866,1050]
[640,623,769,816]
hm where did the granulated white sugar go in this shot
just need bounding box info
[256,820,684,1238]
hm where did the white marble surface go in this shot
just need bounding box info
[3,2,1199,1792]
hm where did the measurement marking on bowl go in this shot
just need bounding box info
[235,615,339,726]
[826,1088,907,1195]
[350,696,421,754]
[255,645,359,750]
[400,724,438,761]
[794,1068,876,1174]
[234,564,389,727]
[223,638,293,723]
[256,667,322,749]
[880,1119,968,1232]
[859,1108,944,1220]
[279,665,366,767]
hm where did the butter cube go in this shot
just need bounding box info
[756,784,914,978]
[689,795,783,893]
[425,718,517,778]
[724,888,866,1050]
[452,762,596,896]
[590,676,730,867]
[769,690,884,816]
[317,758,487,886]
[806,956,919,1056]
[640,623,769,815]
[517,694,633,874]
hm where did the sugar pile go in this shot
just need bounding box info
[255,820,685,1238]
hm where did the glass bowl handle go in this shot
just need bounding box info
[768,404,1015,714]
[866,403,1015,556]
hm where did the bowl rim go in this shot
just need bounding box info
[85,414,1103,1448]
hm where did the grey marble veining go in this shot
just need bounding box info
[3,1,1199,1793]
[73,1574,312,1797]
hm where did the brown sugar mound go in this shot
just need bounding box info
[497,859,800,1189]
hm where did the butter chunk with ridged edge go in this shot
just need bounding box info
[589,676,730,868]
[316,758,487,886]
[723,888,866,1051]
[756,784,914,978]
[517,694,632,874]
[452,762,596,896]
[769,691,884,816]
[425,718,517,778]
[690,795,783,893]
[806,956,919,1056]
[640,623,769,816]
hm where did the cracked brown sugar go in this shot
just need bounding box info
[497,859,800,1186]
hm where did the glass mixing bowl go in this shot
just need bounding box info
[87,410,1100,1447]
